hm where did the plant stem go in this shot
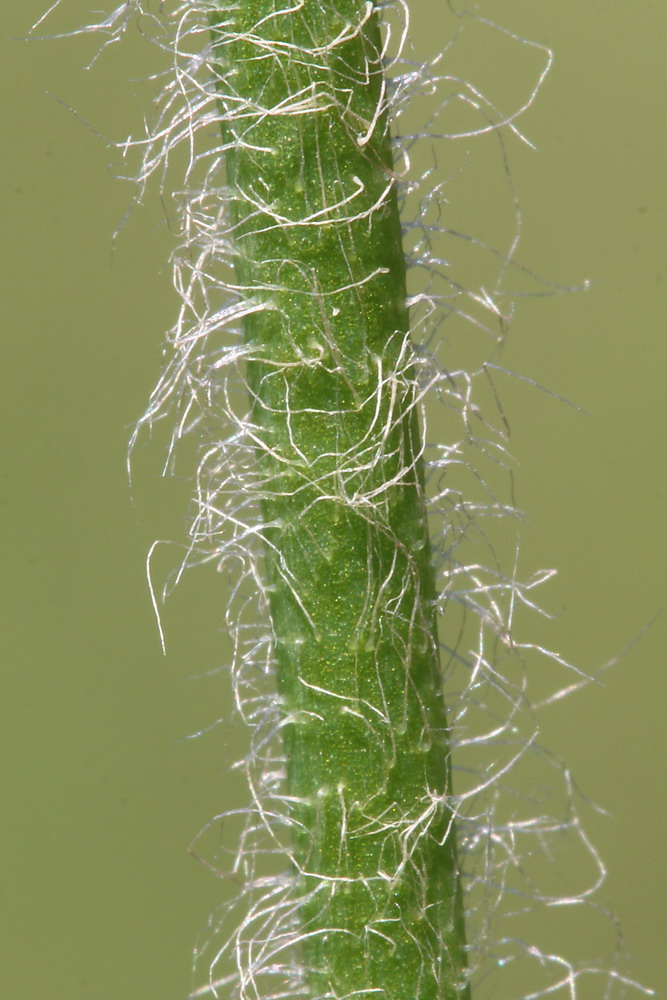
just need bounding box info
[209,2,469,997]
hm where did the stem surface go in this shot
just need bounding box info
[210,3,469,997]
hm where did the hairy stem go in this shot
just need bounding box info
[209,2,469,997]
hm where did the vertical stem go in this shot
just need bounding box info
[210,2,469,996]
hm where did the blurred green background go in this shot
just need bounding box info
[1,2,664,997]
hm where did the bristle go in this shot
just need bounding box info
[37,3,653,999]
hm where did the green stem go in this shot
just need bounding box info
[209,2,469,997]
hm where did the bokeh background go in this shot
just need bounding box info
[2,2,664,997]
